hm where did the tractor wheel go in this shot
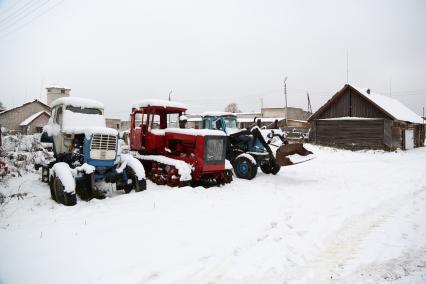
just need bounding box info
[270,163,281,175]
[53,175,77,206]
[233,156,257,180]
[76,174,94,201]
[125,167,147,193]
[260,163,271,174]
[49,174,57,202]
[260,162,281,175]
[223,169,233,184]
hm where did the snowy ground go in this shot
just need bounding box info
[1,144,426,284]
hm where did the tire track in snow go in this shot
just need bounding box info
[186,187,426,284]
[284,187,426,284]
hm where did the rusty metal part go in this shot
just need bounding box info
[275,143,313,166]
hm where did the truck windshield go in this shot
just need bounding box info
[66,105,102,115]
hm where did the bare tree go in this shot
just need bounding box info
[224,102,241,113]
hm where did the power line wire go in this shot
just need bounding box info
[0,0,64,39]
[0,0,50,34]
[0,0,45,27]
[0,0,28,19]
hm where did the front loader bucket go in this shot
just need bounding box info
[275,143,314,166]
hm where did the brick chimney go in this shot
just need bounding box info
[46,86,71,106]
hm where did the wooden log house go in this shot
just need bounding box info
[308,84,425,150]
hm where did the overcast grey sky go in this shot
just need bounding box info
[0,0,425,119]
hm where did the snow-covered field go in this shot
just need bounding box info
[1,144,426,284]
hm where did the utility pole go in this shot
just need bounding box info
[168,90,172,101]
[284,77,288,128]
[389,78,392,97]
[261,97,263,110]
[307,92,312,113]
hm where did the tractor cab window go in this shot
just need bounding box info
[65,105,102,115]
[135,113,141,128]
[151,114,161,129]
[167,113,180,128]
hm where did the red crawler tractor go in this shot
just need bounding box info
[129,100,232,187]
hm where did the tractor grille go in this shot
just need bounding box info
[204,136,226,165]
[90,134,117,160]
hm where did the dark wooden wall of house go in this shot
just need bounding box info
[314,119,388,149]
[318,88,390,120]
[318,91,350,119]
[350,90,389,119]
[391,125,402,149]
[414,124,425,147]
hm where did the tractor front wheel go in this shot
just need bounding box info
[51,175,77,206]
[125,167,147,193]
[260,162,281,175]
[233,156,257,180]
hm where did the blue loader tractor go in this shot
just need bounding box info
[201,112,313,180]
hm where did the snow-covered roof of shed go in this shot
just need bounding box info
[20,111,50,126]
[133,99,186,109]
[50,97,104,109]
[202,111,236,117]
[352,86,424,124]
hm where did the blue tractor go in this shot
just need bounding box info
[38,97,146,206]
[201,112,313,180]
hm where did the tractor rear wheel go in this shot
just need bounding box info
[233,156,257,180]
[52,175,77,206]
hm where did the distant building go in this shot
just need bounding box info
[0,100,51,134]
[120,120,130,130]
[261,107,311,121]
[46,86,71,106]
[19,111,51,134]
[308,84,425,150]
[106,118,121,130]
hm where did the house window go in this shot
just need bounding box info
[61,89,65,94]
[36,127,43,133]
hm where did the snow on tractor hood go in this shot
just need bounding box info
[43,110,118,138]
